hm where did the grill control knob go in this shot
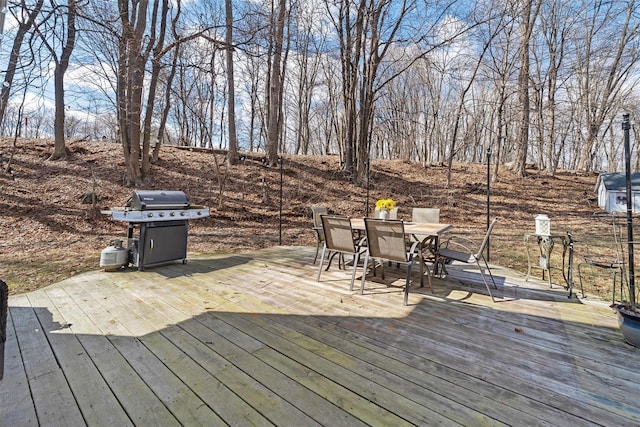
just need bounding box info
[170,211,175,217]
[147,212,153,218]
[159,212,165,217]
[180,211,186,216]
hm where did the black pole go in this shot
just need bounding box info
[623,114,635,305]
[486,147,491,262]
[566,231,575,298]
[279,156,283,245]
[365,159,370,217]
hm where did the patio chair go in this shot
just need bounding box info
[577,213,627,302]
[411,207,440,224]
[411,208,441,284]
[360,218,421,305]
[435,218,499,302]
[311,206,328,264]
[317,215,366,291]
[411,208,440,243]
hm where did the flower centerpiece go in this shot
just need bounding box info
[375,198,396,220]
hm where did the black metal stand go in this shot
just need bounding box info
[524,233,573,291]
[0,279,7,380]
[623,113,636,306]
[365,159,370,217]
[566,231,575,298]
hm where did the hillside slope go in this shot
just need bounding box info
[1,138,601,294]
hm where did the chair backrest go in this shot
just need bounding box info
[587,212,628,264]
[364,218,408,263]
[373,208,398,220]
[474,218,499,258]
[412,208,440,224]
[321,215,357,253]
[610,213,628,264]
[311,206,328,229]
[611,214,640,302]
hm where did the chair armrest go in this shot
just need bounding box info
[409,240,421,255]
[440,236,476,253]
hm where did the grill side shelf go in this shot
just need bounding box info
[105,208,210,223]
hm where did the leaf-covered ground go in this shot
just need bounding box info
[1,138,608,296]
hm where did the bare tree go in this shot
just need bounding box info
[328,0,418,184]
[63,113,83,138]
[225,0,238,165]
[327,0,363,180]
[32,0,80,160]
[0,0,44,127]
[265,0,287,166]
[141,0,174,165]
[513,0,541,177]
[117,0,151,184]
[152,32,179,162]
[3,0,640,180]
[481,2,520,182]
[534,0,574,175]
[445,13,507,187]
[117,0,176,185]
[291,4,323,155]
[574,0,640,172]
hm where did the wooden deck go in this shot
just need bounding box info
[2,246,639,426]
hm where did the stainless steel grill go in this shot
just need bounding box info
[102,190,210,270]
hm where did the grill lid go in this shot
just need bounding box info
[127,190,190,210]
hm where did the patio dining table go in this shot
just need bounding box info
[349,218,452,243]
[350,218,452,286]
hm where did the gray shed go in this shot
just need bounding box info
[595,172,640,213]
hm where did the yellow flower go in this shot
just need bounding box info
[375,198,396,211]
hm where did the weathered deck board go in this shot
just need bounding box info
[264,312,568,426]
[26,289,133,427]
[211,311,494,426]
[111,274,350,426]
[10,294,86,426]
[1,301,38,426]
[2,245,639,426]
[40,283,182,426]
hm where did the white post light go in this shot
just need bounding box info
[535,214,551,236]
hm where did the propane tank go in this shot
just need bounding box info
[100,240,129,271]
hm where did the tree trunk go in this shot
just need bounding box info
[513,0,540,177]
[49,0,78,161]
[117,0,161,186]
[265,0,286,166]
[225,0,238,166]
[118,0,149,185]
[50,65,68,160]
[154,44,179,163]
[141,0,169,173]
